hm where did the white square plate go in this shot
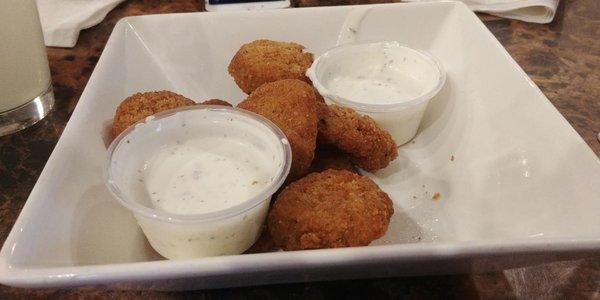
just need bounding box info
[1,2,599,290]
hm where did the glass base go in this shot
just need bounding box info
[0,84,54,137]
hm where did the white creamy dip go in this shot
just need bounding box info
[106,107,291,259]
[143,136,276,215]
[307,41,445,146]
[325,70,425,104]
[317,43,439,105]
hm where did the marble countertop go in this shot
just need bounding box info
[0,0,598,298]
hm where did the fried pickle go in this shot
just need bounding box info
[238,79,318,180]
[228,39,313,94]
[268,169,393,250]
[112,91,195,137]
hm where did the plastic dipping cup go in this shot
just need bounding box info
[105,106,291,259]
[307,41,445,145]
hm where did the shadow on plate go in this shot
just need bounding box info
[71,184,163,265]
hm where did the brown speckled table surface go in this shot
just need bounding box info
[1,0,599,298]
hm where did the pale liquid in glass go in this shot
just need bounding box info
[0,0,51,113]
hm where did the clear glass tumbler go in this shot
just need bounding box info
[0,0,54,137]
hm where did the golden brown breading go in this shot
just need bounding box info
[268,169,394,250]
[317,104,398,171]
[238,79,318,180]
[112,91,195,137]
[201,99,233,107]
[228,39,314,94]
[309,145,358,174]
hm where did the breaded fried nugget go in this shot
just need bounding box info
[309,145,357,174]
[112,91,195,137]
[228,39,314,94]
[318,104,398,171]
[201,99,233,107]
[238,79,318,179]
[268,169,394,250]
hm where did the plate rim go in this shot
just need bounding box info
[1,1,599,288]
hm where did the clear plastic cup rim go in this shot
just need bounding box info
[104,105,292,224]
[307,41,446,113]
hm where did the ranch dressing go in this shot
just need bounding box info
[143,136,275,215]
[307,41,445,145]
[326,67,425,104]
[319,43,439,105]
[106,107,290,259]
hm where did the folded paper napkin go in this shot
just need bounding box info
[36,0,125,47]
[405,0,559,23]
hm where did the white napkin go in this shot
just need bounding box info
[35,0,557,48]
[36,0,126,48]
[404,0,559,24]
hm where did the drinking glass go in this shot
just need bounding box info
[0,0,54,136]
